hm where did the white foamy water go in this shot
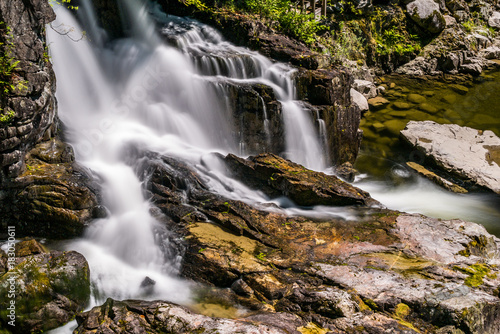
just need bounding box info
[45,1,500,333]
[46,0,331,317]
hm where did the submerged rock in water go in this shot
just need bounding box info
[406,161,468,193]
[401,121,500,194]
[224,153,378,206]
[0,239,90,333]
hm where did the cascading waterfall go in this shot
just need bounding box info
[41,2,500,333]
[162,16,326,169]
[47,0,329,320]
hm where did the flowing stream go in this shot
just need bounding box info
[47,1,329,329]
[45,0,500,332]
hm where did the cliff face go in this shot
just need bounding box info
[0,0,57,179]
[0,0,101,239]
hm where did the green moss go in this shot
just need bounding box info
[394,303,410,319]
[363,298,379,311]
[454,263,493,287]
[0,109,14,124]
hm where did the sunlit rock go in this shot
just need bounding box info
[401,121,500,194]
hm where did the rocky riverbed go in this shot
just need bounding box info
[1,0,500,333]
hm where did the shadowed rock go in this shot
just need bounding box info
[75,298,292,334]
[0,240,90,333]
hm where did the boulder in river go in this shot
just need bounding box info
[0,239,90,333]
[401,121,500,194]
[224,153,378,206]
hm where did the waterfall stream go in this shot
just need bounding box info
[44,0,500,332]
[46,0,329,325]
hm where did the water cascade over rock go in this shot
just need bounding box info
[46,0,346,308]
[40,0,500,333]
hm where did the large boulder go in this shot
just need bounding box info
[0,139,102,238]
[350,88,369,112]
[0,239,90,333]
[489,11,500,29]
[401,121,500,194]
[406,0,446,34]
[223,153,377,206]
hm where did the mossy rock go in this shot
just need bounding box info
[0,249,90,333]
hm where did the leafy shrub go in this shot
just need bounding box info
[0,22,21,95]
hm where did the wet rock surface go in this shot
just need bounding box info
[0,0,57,179]
[294,68,363,166]
[75,298,298,334]
[222,81,285,155]
[406,161,468,193]
[109,151,500,333]
[0,239,90,333]
[401,120,500,194]
[224,153,377,206]
[0,138,101,238]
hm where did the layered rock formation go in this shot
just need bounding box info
[0,0,101,238]
[0,0,56,179]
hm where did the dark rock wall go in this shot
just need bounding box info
[0,0,57,180]
[0,0,101,239]
[295,69,362,165]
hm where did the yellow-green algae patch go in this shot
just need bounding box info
[191,302,246,319]
[187,222,268,272]
[392,302,421,333]
[360,252,434,276]
[454,263,497,287]
[297,322,329,334]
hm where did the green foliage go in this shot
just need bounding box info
[50,0,79,10]
[190,0,327,46]
[369,8,421,57]
[279,11,324,45]
[334,0,363,17]
[375,28,421,55]
[329,20,364,62]
[244,0,327,45]
[0,110,15,124]
[462,19,476,33]
[0,22,22,95]
[185,0,209,11]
